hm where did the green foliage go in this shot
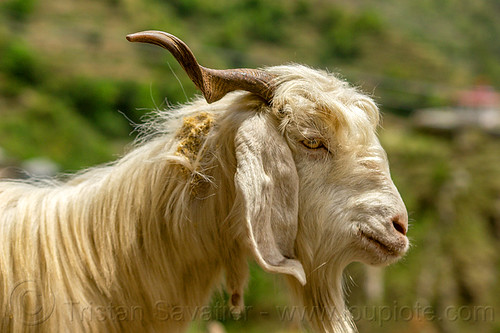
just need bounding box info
[0,40,45,86]
[164,0,200,17]
[294,0,312,18]
[114,81,155,123]
[161,0,288,46]
[57,77,118,117]
[238,0,287,43]
[374,127,500,333]
[319,8,376,60]
[0,91,114,170]
[1,0,37,22]
[53,76,128,137]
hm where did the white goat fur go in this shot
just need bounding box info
[0,64,408,333]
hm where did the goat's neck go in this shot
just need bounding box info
[60,140,231,325]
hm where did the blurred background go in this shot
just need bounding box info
[0,0,499,332]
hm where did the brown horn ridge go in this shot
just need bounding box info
[126,30,275,104]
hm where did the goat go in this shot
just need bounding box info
[0,31,409,333]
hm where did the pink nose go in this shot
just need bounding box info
[391,214,408,236]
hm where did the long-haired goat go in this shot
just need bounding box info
[0,31,409,333]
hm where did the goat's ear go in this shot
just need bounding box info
[234,112,306,285]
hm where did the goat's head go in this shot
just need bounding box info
[268,65,409,269]
[128,30,408,329]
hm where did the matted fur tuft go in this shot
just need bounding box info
[0,64,407,333]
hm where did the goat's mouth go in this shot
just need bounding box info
[358,229,407,259]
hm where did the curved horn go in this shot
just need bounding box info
[126,30,275,104]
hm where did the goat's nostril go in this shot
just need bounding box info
[392,217,407,236]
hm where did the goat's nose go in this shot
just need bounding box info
[391,214,408,236]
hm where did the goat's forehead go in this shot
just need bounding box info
[276,92,380,141]
[271,66,378,120]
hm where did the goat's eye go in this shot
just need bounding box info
[301,139,324,149]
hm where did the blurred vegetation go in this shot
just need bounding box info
[0,0,499,332]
